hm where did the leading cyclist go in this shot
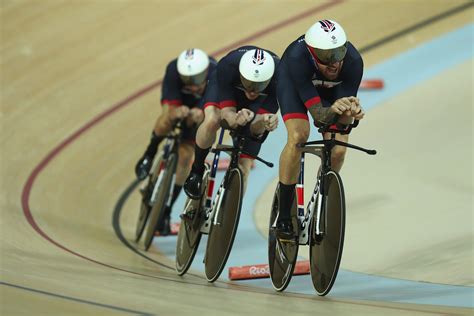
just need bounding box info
[275,20,366,240]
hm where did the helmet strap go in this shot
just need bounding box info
[306,46,320,70]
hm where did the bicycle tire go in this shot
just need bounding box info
[268,183,299,292]
[175,168,209,276]
[135,155,164,242]
[143,152,178,251]
[309,170,345,296]
[135,193,152,242]
[204,168,243,282]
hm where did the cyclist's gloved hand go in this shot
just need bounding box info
[263,113,278,132]
[349,98,365,120]
[189,108,204,124]
[331,97,353,115]
[236,108,255,126]
[174,105,190,119]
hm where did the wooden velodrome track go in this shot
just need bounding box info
[1,1,472,315]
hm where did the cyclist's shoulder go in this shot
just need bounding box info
[344,42,363,66]
[282,35,307,59]
[163,59,180,83]
[165,58,179,72]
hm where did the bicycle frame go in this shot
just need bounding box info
[200,128,226,234]
[297,130,377,244]
[200,125,273,233]
[146,122,183,206]
[296,145,327,245]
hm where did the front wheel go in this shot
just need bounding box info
[204,168,243,282]
[309,170,345,296]
[268,184,299,292]
[175,168,209,276]
[143,152,178,251]
[135,155,163,242]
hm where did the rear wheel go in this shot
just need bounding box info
[204,168,243,282]
[143,152,178,251]
[268,184,299,292]
[309,170,345,296]
[175,168,209,275]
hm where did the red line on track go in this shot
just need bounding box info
[21,2,341,276]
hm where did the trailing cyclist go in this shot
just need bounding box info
[183,46,280,200]
[135,48,216,235]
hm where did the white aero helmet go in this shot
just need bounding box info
[305,19,347,65]
[177,48,210,85]
[239,49,275,92]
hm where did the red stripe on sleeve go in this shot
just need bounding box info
[304,96,321,109]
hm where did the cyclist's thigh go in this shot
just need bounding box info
[237,157,253,184]
[276,75,309,123]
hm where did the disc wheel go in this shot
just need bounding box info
[143,152,178,251]
[135,156,163,242]
[175,169,209,275]
[309,170,345,296]
[204,168,243,282]
[268,184,299,292]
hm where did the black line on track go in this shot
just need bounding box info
[111,179,174,270]
[111,179,206,282]
[359,1,473,53]
[0,281,153,316]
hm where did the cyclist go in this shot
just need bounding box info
[183,46,279,199]
[275,20,366,240]
[135,48,216,235]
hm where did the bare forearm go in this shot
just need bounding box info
[308,103,336,126]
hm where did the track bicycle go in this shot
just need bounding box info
[268,121,376,295]
[135,120,183,251]
[176,121,273,281]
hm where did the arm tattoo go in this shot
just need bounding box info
[308,103,337,127]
